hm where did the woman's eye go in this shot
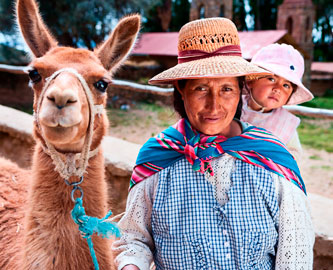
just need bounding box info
[223,87,233,92]
[28,69,42,83]
[268,77,275,82]
[94,80,109,93]
[194,86,207,91]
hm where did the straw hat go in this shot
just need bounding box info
[149,17,270,85]
[250,43,314,105]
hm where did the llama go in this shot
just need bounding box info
[0,0,140,269]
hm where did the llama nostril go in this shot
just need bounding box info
[67,99,77,104]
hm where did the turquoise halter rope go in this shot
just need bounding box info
[69,183,121,270]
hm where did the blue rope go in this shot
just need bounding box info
[71,197,121,270]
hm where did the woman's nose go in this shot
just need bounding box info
[206,92,221,111]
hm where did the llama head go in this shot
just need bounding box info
[16,0,140,153]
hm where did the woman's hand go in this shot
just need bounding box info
[122,265,140,270]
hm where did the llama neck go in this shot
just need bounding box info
[24,143,113,269]
[30,143,108,219]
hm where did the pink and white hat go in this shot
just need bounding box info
[250,43,313,105]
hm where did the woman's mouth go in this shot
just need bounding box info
[202,116,221,122]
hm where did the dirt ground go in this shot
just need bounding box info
[298,147,333,199]
[109,115,333,200]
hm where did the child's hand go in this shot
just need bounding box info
[122,265,140,270]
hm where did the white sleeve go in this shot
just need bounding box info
[286,131,303,164]
[274,173,315,270]
[112,173,158,270]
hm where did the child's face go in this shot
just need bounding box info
[248,75,294,112]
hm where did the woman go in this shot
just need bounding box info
[113,18,314,270]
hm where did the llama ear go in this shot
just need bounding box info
[16,0,57,57]
[95,14,141,72]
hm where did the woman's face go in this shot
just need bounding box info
[248,75,294,112]
[178,77,240,137]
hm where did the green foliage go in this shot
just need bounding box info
[169,0,190,31]
[314,44,333,62]
[0,0,154,49]
[233,0,248,30]
[0,0,14,35]
[312,0,333,61]
[0,44,29,64]
[323,89,333,97]
[301,96,333,110]
[142,1,164,32]
[143,0,190,32]
[37,0,117,49]
[248,0,283,30]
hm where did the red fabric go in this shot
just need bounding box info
[177,45,242,63]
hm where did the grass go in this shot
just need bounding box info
[310,165,333,170]
[294,90,333,152]
[309,155,322,160]
[107,101,177,129]
[302,90,333,109]
[302,97,333,109]
[298,119,333,152]
[137,102,177,127]
[107,109,140,127]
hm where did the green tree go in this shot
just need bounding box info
[312,0,333,61]
[233,0,248,30]
[0,0,17,45]
[0,0,155,49]
[143,0,190,32]
[248,0,283,30]
[143,2,164,32]
[169,0,190,31]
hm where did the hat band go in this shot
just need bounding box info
[178,45,242,64]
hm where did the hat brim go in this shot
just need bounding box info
[248,62,314,105]
[148,55,271,85]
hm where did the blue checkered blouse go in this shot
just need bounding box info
[151,157,279,270]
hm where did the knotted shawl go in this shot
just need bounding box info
[130,119,306,194]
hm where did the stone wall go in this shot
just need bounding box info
[0,105,332,268]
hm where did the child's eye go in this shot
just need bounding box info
[283,83,291,89]
[268,77,275,82]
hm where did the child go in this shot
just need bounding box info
[241,43,314,160]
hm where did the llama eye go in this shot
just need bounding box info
[28,69,41,83]
[94,80,109,93]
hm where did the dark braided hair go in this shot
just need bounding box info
[173,77,245,120]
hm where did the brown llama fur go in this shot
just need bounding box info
[0,0,140,269]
